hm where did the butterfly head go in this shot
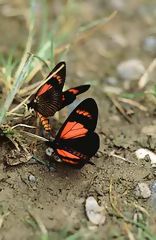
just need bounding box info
[45,146,62,163]
[45,147,54,156]
[27,94,38,110]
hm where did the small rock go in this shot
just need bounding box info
[151,181,156,210]
[28,174,36,183]
[110,0,126,11]
[95,151,103,158]
[135,182,151,199]
[117,59,145,81]
[144,36,156,54]
[135,148,156,167]
[85,196,106,225]
[151,181,156,193]
[105,77,118,85]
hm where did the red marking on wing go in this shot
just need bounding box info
[37,84,52,96]
[61,158,78,164]
[62,94,65,101]
[76,109,91,118]
[68,88,79,94]
[60,121,88,139]
[57,149,80,159]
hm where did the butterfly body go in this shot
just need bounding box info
[46,98,100,168]
[37,113,51,132]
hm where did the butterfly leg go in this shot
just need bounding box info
[29,155,46,165]
[29,155,56,171]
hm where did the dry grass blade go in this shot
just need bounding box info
[107,94,132,123]
[75,11,117,44]
[118,98,147,112]
[110,151,136,165]
[6,112,24,117]
[138,58,156,89]
[11,124,36,130]
[23,63,43,85]
[19,81,41,97]
[123,223,135,240]
[14,1,35,79]
[27,209,47,235]
[109,179,125,219]
[132,203,149,217]
[109,181,155,239]
[21,130,48,142]
[0,54,33,124]
[0,212,9,229]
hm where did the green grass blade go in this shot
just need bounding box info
[0,54,33,124]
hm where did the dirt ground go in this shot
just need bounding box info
[0,1,156,239]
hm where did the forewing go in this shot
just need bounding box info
[56,98,98,140]
[61,84,90,109]
[37,61,66,96]
[28,62,66,116]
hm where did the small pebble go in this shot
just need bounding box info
[150,181,156,210]
[117,59,145,81]
[151,181,156,193]
[95,151,103,158]
[135,148,156,167]
[144,36,156,54]
[85,196,106,225]
[135,182,151,199]
[28,174,36,183]
[105,77,118,85]
[110,0,126,11]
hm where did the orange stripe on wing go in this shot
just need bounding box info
[46,62,65,82]
[76,110,91,118]
[37,83,52,96]
[60,121,88,139]
[61,158,78,165]
[68,88,79,94]
[57,149,80,159]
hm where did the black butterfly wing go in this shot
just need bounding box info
[44,61,66,91]
[60,84,90,110]
[57,97,98,137]
[53,133,99,168]
[34,87,61,117]
[51,98,99,167]
[28,62,66,117]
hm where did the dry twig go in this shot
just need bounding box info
[118,98,147,112]
[110,150,136,165]
[138,58,156,89]
[107,94,132,123]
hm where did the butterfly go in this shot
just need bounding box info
[27,62,90,133]
[45,98,100,168]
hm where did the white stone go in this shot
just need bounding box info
[28,174,36,182]
[117,59,145,81]
[144,36,156,54]
[135,183,151,199]
[135,148,156,167]
[85,196,106,225]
